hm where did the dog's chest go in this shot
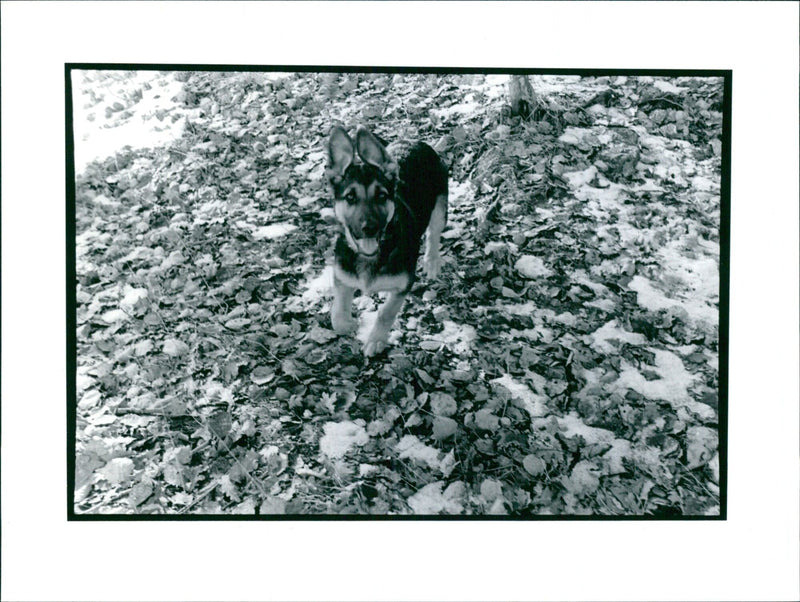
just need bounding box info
[334,263,409,294]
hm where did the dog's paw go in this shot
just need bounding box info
[331,314,357,334]
[363,330,389,357]
[424,254,442,279]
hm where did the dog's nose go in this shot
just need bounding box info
[362,219,379,238]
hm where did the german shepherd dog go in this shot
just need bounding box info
[326,126,448,356]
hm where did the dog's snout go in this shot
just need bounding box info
[362,218,380,237]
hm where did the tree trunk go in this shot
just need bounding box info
[508,75,537,120]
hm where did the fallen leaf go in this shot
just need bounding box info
[260,496,286,514]
[523,455,547,476]
[307,325,337,344]
[430,392,457,417]
[475,409,500,432]
[225,317,251,330]
[686,426,717,469]
[480,479,503,501]
[100,458,134,485]
[432,416,457,440]
[129,479,154,506]
[162,339,189,357]
[250,366,274,385]
[208,411,232,439]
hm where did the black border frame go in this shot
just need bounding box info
[65,63,731,521]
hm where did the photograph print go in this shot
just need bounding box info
[69,67,727,517]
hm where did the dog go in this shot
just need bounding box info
[326,125,448,356]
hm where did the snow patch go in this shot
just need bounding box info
[563,165,598,187]
[492,374,548,418]
[691,175,718,192]
[502,301,537,316]
[396,436,455,474]
[603,439,633,475]
[301,266,333,304]
[515,255,552,279]
[613,349,700,411]
[422,320,475,355]
[482,74,510,98]
[120,286,148,310]
[251,223,297,240]
[653,79,687,95]
[577,184,626,220]
[531,74,583,95]
[431,94,481,118]
[588,320,647,353]
[585,298,616,312]
[557,413,632,474]
[485,241,518,255]
[319,421,369,459]
[72,71,188,173]
[559,412,616,444]
[629,275,718,326]
[657,239,719,304]
[407,481,465,514]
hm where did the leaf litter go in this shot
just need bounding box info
[73,71,722,515]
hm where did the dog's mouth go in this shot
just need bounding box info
[341,220,383,258]
[354,235,380,257]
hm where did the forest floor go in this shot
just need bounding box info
[73,70,723,515]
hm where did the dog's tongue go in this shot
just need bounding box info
[357,238,379,256]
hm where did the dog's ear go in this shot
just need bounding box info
[328,126,354,180]
[356,126,397,175]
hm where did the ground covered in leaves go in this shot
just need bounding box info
[73,70,722,515]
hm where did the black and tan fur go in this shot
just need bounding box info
[327,125,448,356]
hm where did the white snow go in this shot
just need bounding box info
[72,71,188,172]
[588,320,647,353]
[629,275,718,326]
[482,75,510,98]
[501,301,537,316]
[559,412,616,444]
[515,255,552,279]
[319,421,369,459]
[530,75,583,95]
[396,436,455,474]
[251,223,297,240]
[557,413,632,475]
[301,266,333,303]
[610,348,715,421]
[431,94,481,118]
[492,374,548,418]
[691,175,718,192]
[585,298,616,312]
[562,165,598,187]
[119,285,148,310]
[407,481,465,514]
[653,79,687,95]
[421,320,475,355]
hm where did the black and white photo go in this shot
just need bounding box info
[70,68,727,517]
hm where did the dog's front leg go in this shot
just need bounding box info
[364,291,406,357]
[331,277,357,334]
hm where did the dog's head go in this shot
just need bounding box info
[327,126,398,258]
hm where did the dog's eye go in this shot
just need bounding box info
[345,190,357,203]
[374,190,386,201]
